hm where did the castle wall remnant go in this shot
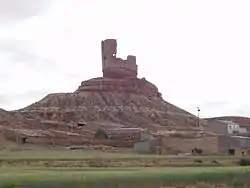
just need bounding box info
[76,77,162,98]
[101,39,138,78]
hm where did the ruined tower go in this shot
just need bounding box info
[101,39,138,78]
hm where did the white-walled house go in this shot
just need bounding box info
[219,120,247,134]
[203,119,247,135]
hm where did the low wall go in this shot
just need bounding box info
[161,136,219,154]
[84,139,134,148]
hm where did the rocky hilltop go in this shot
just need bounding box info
[17,39,200,132]
[0,108,25,127]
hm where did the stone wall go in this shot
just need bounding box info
[203,119,228,135]
[76,77,161,98]
[101,39,138,78]
[161,136,219,154]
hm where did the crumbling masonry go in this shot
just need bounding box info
[101,39,138,78]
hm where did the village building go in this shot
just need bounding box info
[133,134,250,155]
[203,119,247,135]
[157,135,250,155]
[133,138,162,154]
[94,127,152,142]
[231,136,250,149]
[219,120,247,134]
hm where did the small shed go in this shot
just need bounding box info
[77,122,87,127]
[231,136,250,149]
[94,127,149,141]
[134,138,162,154]
[203,119,229,135]
[159,135,250,155]
[217,135,241,154]
[161,136,219,155]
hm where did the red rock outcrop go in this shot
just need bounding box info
[15,39,201,136]
[76,77,161,98]
[101,39,137,78]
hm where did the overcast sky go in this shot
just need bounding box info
[0,0,250,118]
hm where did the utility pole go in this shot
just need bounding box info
[165,102,168,128]
[15,130,19,150]
[197,107,200,127]
[14,113,20,150]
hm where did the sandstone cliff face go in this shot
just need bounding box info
[14,39,201,132]
[0,108,24,127]
[0,39,204,147]
[17,77,199,131]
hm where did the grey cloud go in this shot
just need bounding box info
[200,101,231,109]
[0,72,8,79]
[0,94,9,105]
[186,101,231,114]
[18,90,50,99]
[0,89,50,104]
[65,73,83,79]
[195,101,250,118]
[0,39,58,71]
[231,109,250,117]
[0,39,82,87]
[0,89,51,110]
[0,0,50,23]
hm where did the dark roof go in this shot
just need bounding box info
[104,128,143,135]
[107,128,143,132]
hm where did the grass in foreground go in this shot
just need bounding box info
[0,150,248,168]
[0,150,246,160]
[0,150,161,160]
[0,166,249,188]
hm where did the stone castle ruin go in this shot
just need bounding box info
[101,39,138,78]
[15,38,199,142]
[76,39,161,98]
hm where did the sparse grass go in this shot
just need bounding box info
[0,149,249,187]
[193,159,203,163]
[0,150,162,160]
[0,166,249,188]
[0,150,248,169]
[0,149,247,160]
[238,158,250,166]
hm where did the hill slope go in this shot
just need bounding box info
[17,77,200,132]
[207,116,250,128]
[0,108,25,127]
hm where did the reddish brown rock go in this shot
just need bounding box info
[16,39,200,132]
[0,39,207,148]
[102,39,137,78]
[76,77,161,98]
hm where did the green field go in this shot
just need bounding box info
[0,150,246,168]
[0,150,249,188]
[0,150,163,160]
[0,166,250,188]
[0,149,245,160]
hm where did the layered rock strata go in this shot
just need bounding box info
[16,39,200,134]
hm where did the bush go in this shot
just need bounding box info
[193,159,203,163]
[169,132,191,138]
[88,160,107,167]
[211,159,219,165]
[238,159,250,166]
[3,130,27,144]
[192,148,203,156]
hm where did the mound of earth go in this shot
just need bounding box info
[0,108,43,129]
[1,39,205,148]
[0,109,21,148]
[0,108,24,127]
[17,77,201,132]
